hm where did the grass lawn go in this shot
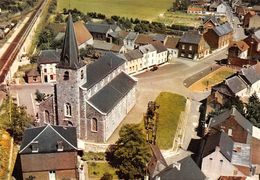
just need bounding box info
[190,67,236,92]
[57,0,173,21]
[156,11,201,26]
[155,92,186,149]
[87,162,117,179]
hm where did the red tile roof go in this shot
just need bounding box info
[74,21,93,46]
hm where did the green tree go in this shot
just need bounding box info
[55,13,64,23]
[100,172,113,180]
[245,93,260,127]
[106,124,151,179]
[35,89,46,102]
[0,95,33,142]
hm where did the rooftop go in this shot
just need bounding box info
[74,21,93,46]
[179,31,202,45]
[213,22,233,37]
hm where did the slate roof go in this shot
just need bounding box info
[123,49,143,61]
[85,23,120,34]
[213,22,233,37]
[202,132,234,162]
[231,142,251,167]
[179,31,202,45]
[139,44,157,54]
[125,31,139,41]
[209,107,253,134]
[150,34,167,42]
[20,124,77,154]
[87,72,136,114]
[153,156,206,180]
[74,21,93,46]
[38,49,61,64]
[108,31,129,39]
[93,40,114,51]
[82,52,125,89]
[26,67,40,77]
[151,41,168,53]
[225,75,247,94]
[239,64,260,85]
[203,16,220,26]
[212,82,234,97]
[58,14,84,70]
[135,34,154,45]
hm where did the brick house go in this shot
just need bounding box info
[244,30,260,60]
[203,16,220,31]
[19,124,81,180]
[26,67,41,83]
[204,22,233,50]
[178,31,210,60]
[38,14,136,143]
[228,40,249,59]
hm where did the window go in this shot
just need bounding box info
[31,141,39,153]
[57,141,63,151]
[228,129,232,136]
[44,68,47,73]
[189,45,192,51]
[50,68,53,73]
[91,118,98,132]
[64,71,69,80]
[81,70,84,79]
[182,45,185,49]
[33,76,37,81]
[50,75,54,80]
[64,103,71,117]
[44,110,50,123]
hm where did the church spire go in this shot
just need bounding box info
[58,13,82,70]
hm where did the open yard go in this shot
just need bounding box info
[154,92,186,149]
[57,0,173,21]
[189,67,236,92]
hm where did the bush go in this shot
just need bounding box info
[101,172,113,180]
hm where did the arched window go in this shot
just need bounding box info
[64,103,71,117]
[91,118,98,132]
[64,71,69,80]
[44,110,50,123]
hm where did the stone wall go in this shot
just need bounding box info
[38,95,55,126]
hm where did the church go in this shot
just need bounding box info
[37,14,137,143]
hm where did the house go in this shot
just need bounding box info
[247,14,260,29]
[217,2,228,14]
[203,16,220,31]
[139,44,157,68]
[187,5,204,14]
[74,21,93,48]
[228,40,249,59]
[235,6,250,20]
[93,40,126,55]
[148,144,168,178]
[207,107,254,143]
[38,14,137,143]
[165,36,180,59]
[120,49,144,74]
[108,30,129,45]
[204,22,233,50]
[37,49,61,83]
[150,34,168,45]
[153,156,206,180]
[134,34,154,47]
[178,31,210,60]
[244,29,260,60]
[85,23,121,41]
[123,31,139,50]
[209,1,220,12]
[151,41,168,65]
[19,124,81,180]
[242,11,256,28]
[26,67,41,83]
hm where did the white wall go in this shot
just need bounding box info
[40,63,57,83]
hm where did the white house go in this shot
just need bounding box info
[139,44,157,68]
[151,41,168,65]
[217,3,228,14]
[165,36,179,59]
[120,49,144,74]
[123,32,139,51]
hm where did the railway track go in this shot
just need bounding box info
[0,0,46,83]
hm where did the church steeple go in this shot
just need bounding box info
[58,13,82,70]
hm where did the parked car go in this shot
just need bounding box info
[150,66,158,71]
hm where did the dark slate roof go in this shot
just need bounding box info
[179,31,202,45]
[151,34,167,42]
[153,156,206,180]
[88,72,136,114]
[83,52,125,89]
[151,41,168,53]
[85,23,113,34]
[212,82,234,97]
[225,75,247,94]
[202,132,234,162]
[20,124,77,154]
[57,14,84,70]
[38,49,61,64]
[213,23,233,37]
[209,107,253,134]
[203,16,220,26]
[123,49,143,61]
[239,64,260,85]
[125,32,139,41]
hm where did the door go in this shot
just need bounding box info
[49,171,56,180]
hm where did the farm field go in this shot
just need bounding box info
[57,0,173,21]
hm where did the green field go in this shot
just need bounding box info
[57,0,173,20]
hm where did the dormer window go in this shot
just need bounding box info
[31,141,39,153]
[64,71,69,80]
[57,141,63,151]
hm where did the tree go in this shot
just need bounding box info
[245,93,260,127]
[0,95,33,142]
[55,13,63,23]
[35,89,46,103]
[106,124,151,179]
[100,172,113,180]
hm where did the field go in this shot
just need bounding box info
[154,92,186,149]
[57,0,173,21]
[189,67,236,92]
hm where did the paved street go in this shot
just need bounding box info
[232,16,247,41]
